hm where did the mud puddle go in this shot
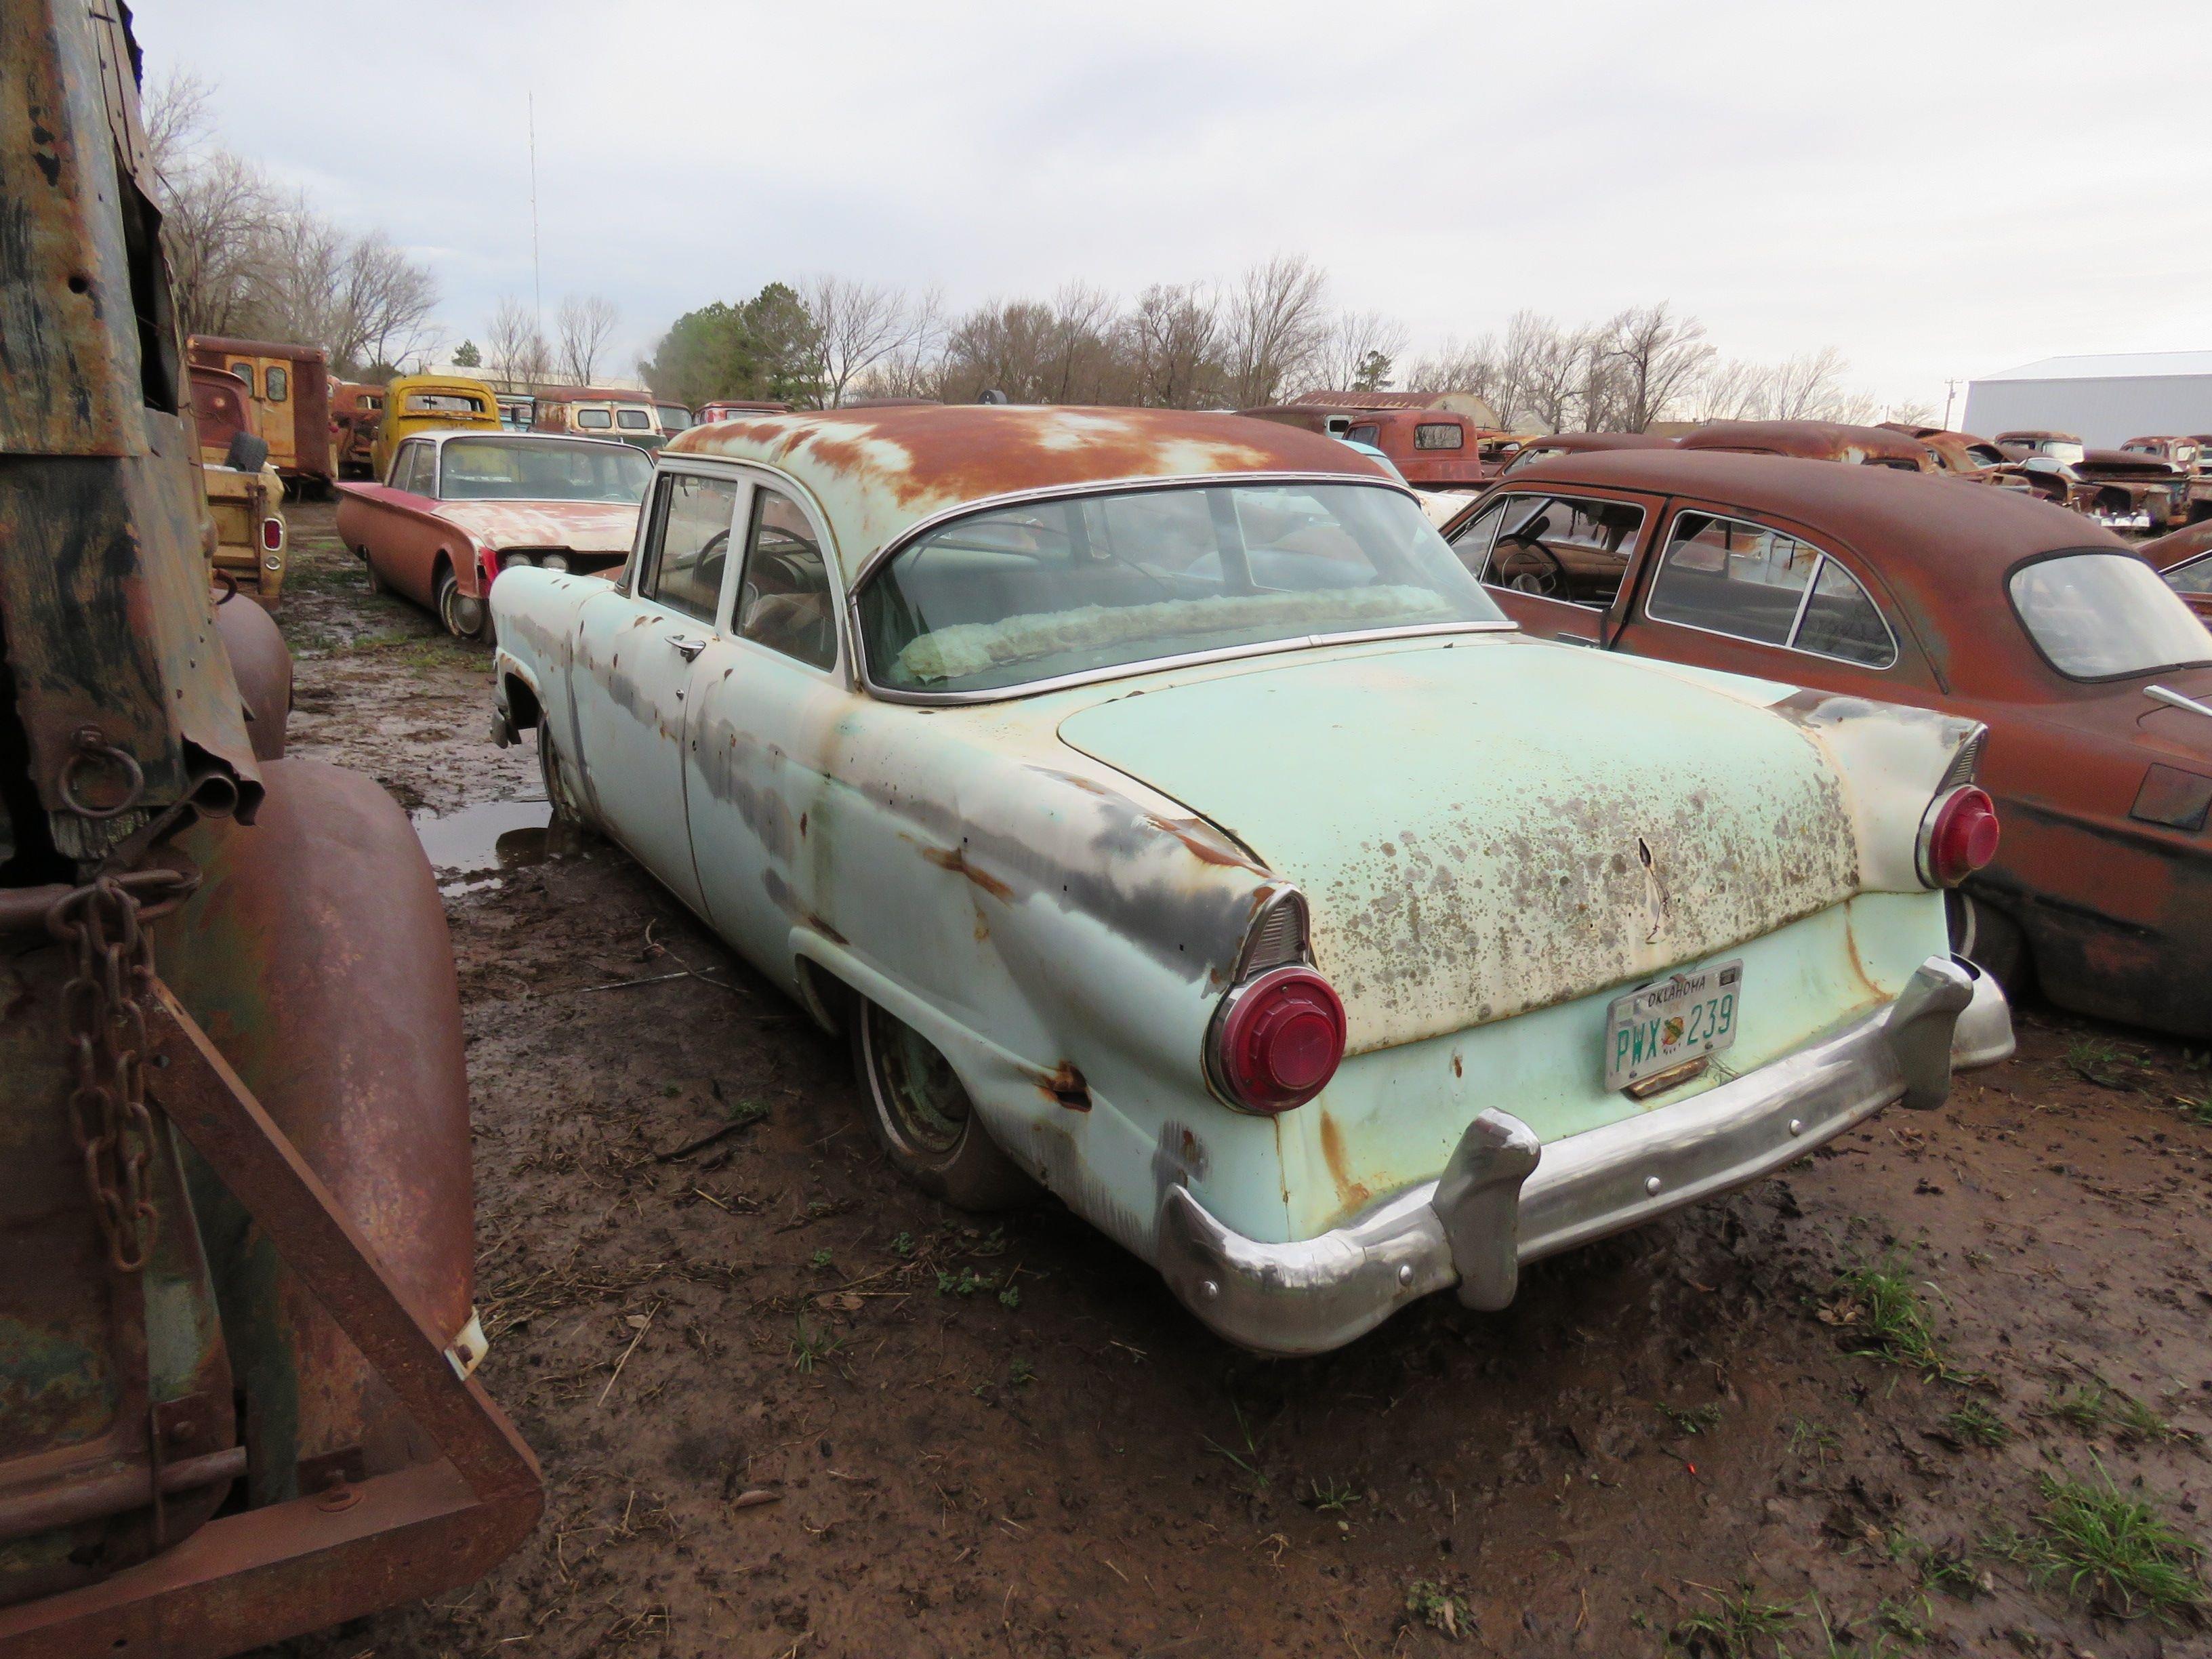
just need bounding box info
[411,796,571,893]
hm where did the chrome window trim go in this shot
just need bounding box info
[1642,508,1900,672]
[847,472,1507,705]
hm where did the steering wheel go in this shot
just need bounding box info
[1494,533,1565,598]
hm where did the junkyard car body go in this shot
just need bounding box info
[188,364,289,603]
[533,386,666,451]
[371,374,501,481]
[2142,519,2212,625]
[699,398,794,422]
[186,333,335,495]
[2121,435,2209,524]
[497,392,537,432]
[1502,431,1677,477]
[488,405,1996,1355]
[1239,405,1492,489]
[331,380,384,478]
[653,401,693,439]
[1679,419,1933,471]
[1998,430,2191,531]
[1444,449,2212,1040]
[337,431,651,638]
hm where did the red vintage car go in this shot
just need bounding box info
[2142,518,2212,625]
[1438,450,2212,1040]
[335,430,651,638]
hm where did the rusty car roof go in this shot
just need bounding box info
[1677,420,1930,468]
[1505,449,2137,697]
[665,405,1388,578]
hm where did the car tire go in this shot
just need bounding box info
[363,554,386,595]
[1959,893,2032,998]
[435,567,463,636]
[851,997,1033,1212]
[537,722,591,830]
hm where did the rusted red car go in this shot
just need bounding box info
[335,430,651,638]
[1997,430,2192,531]
[2121,435,2209,524]
[1438,450,2212,1040]
[2142,519,2212,624]
[1500,431,1675,477]
[330,380,384,478]
[1677,419,1933,470]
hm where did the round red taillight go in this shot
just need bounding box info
[1211,967,1346,1114]
[1924,785,2000,887]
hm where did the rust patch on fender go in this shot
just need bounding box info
[921,842,1015,903]
[1037,1063,1090,1111]
[1317,1112,1370,1211]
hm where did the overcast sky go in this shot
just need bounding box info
[134,2,2211,412]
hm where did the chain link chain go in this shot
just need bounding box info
[44,870,196,1274]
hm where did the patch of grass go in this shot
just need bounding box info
[1990,1469,2206,1623]
[1201,1396,1270,1496]
[2041,1380,2192,1444]
[2045,1383,2110,1433]
[2176,1094,2212,1128]
[1404,1579,1472,1641]
[787,1314,844,1375]
[1819,1254,1973,1382]
[1887,1533,1985,1601]
[1787,1416,1842,1460]
[1671,1582,1798,1654]
[1659,1401,1725,1437]
[2066,1038,2131,1088]
[1303,1476,1361,1515]
[1938,1401,2011,1448]
[1874,1595,1936,1645]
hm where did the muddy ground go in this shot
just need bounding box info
[265,502,2211,1659]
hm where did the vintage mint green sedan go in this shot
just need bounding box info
[487,405,2011,1355]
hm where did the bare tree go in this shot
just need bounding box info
[1122,283,1223,409]
[556,294,620,386]
[853,287,948,400]
[1318,310,1411,395]
[1404,334,1502,409]
[1600,302,1712,430]
[1222,254,1330,406]
[485,294,552,390]
[804,276,928,408]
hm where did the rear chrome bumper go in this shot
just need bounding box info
[1948,954,2015,1069]
[1155,954,1978,1356]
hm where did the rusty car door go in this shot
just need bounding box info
[1441,485,1658,648]
[567,465,741,916]
[1609,500,1940,702]
[682,473,847,983]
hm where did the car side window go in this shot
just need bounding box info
[737,487,836,668]
[1450,492,1646,609]
[639,472,739,626]
[2164,552,2212,596]
[391,441,424,492]
[1646,511,1897,668]
[265,365,288,403]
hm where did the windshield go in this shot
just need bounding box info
[2027,438,2086,466]
[657,405,689,431]
[2009,552,2212,679]
[436,437,653,504]
[859,480,1507,695]
[616,408,653,430]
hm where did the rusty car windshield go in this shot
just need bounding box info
[436,436,652,504]
[859,480,1507,694]
[2009,552,2212,680]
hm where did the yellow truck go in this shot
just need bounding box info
[371,373,502,480]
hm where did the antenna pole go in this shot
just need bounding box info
[529,91,542,339]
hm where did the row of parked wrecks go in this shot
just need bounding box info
[7,3,2211,1654]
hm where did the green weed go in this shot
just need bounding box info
[1404,1579,1472,1641]
[1820,1255,1973,1382]
[1938,1401,2010,1448]
[788,1314,844,1375]
[1990,1468,2206,1622]
[1659,1401,1725,1437]
[1670,1582,1797,1654]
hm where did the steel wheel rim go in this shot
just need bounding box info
[861,1003,971,1158]
[437,575,462,636]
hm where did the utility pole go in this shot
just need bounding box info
[529,91,542,338]
[1943,377,1961,430]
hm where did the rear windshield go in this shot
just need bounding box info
[616,408,653,430]
[657,405,690,430]
[437,437,652,504]
[2009,552,2212,679]
[575,408,614,429]
[405,391,488,416]
[859,480,1507,695]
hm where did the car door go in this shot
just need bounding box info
[1442,485,1657,647]
[684,474,847,982]
[569,464,741,916]
[374,439,437,606]
[1607,501,1938,703]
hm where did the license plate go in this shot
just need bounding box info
[1604,960,1742,1092]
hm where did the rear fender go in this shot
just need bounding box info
[153,758,474,1504]
[213,593,292,761]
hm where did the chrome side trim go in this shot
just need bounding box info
[1154,954,1973,1357]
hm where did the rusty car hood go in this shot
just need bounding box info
[1054,636,1863,1051]
[428,499,641,552]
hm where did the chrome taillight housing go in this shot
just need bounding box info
[1205,888,1346,1114]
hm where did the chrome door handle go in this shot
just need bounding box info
[669,635,708,661]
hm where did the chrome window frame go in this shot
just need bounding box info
[844,471,1518,707]
[1642,508,1900,672]
[629,459,741,630]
